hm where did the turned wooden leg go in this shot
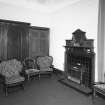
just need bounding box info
[28,75,30,80]
[93,89,96,96]
[39,73,40,79]
[3,84,8,96]
[5,86,8,96]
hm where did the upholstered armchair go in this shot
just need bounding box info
[37,56,53,78]
[0,59,25,96]
[23,57,39,80]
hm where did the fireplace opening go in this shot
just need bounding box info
[68,62,86,85]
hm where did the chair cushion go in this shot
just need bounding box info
[25,69,39,74]
[39,68,53,72]
[5,75,25,84]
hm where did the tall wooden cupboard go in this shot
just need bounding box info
[0,19,30,61]
[0,19,50,61]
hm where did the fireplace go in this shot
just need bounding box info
[64,29,95,93]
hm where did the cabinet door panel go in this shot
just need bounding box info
[29,29,40,58]
[29,27,49,58]
[7,25,21,60]
[21,26,29,61]
[0,20,30,61]
[40,30,49,38]
[0,23,9,60]
[7,24,29,61]
[40,39,49,55]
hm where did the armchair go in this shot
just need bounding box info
[0,59,25,96]
[23,57,39,80]
[37,56,53,78]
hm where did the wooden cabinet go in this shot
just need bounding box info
[0,20,50,61]
[29,26,49,59]
[0,19,30,61]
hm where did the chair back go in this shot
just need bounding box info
[23,58,35,69]
[37,56,53,69]
[0,59,22,77]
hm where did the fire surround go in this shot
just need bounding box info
[64,29,95,94]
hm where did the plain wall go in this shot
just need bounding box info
[0,2,50,27]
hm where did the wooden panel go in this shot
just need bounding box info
[7,24,21,60]
[0,24,2,60]
[20,25,29,61]
[40,39,49,55]
[29,28,40,58]
[40,30,49,38]
[0,23,9,60]
[0,19,30,61]
[40,30,49,55]
[7,24,29,61]
[29,26,49,58]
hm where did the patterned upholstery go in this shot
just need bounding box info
[37,56,53,71]
[0,59,23,78]
[37,56,53,77]
[0,59,25,95]
[23,58,39,80]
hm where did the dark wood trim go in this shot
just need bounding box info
[30,26,50,30]
[0,19,30,25]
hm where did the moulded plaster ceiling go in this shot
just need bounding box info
[0,0,81,13]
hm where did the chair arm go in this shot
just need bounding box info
[50,65,54,72]
[19,70,26,77]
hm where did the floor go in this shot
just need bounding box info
[0,74,104,105]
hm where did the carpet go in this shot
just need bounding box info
[0,74,104,105]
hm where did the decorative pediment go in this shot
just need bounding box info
[72,29,86,43]
[66,29,94,47]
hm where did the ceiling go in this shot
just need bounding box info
[0,0,81,13]
[27,0,79,5]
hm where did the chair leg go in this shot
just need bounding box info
[21,83,24,90]
[27,75,30,80]
[4,85,8,96]
[39,73,40,79]
[5,87,8,96]
[49,72,52,78]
